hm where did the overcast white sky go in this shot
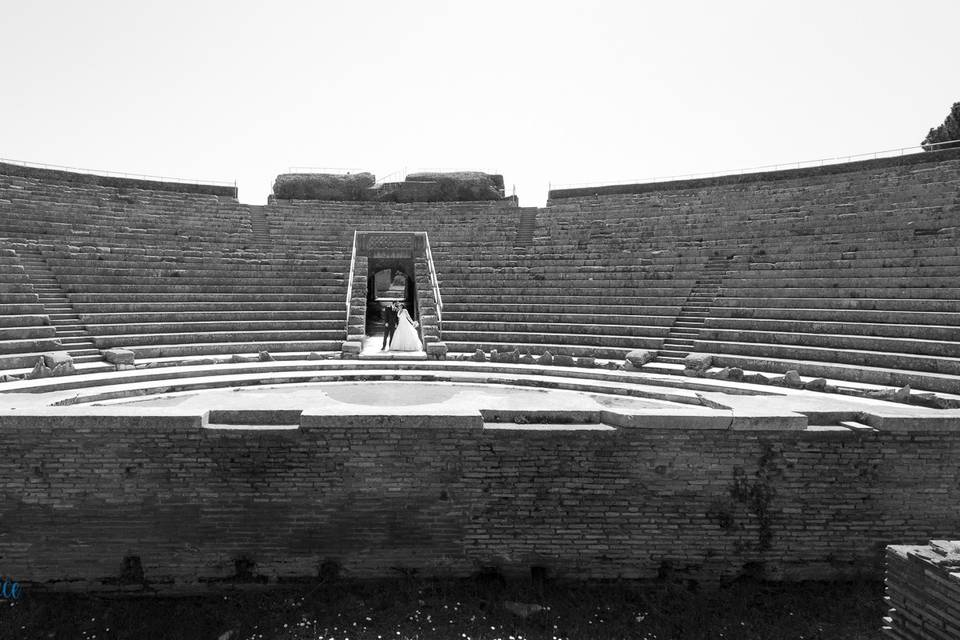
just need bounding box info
[1,1,957,206]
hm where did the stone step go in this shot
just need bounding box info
[84,320,346,336]
[124,340,343,359]
[706,317,960,340]
[0,315,49,329]
[442,331,661,350]
[708,353,960,394]
[444,340,631,360]
[442,321,669,337]
[70,354,104,363]
[0,326,57,340]
[699,327,960,358]
[67,348,101,356]
[78,310,345,324]
[698,339,960,376]
[443,303,680,316]
[60,340,96,349]
[92,330,345,348]
[714,297,960,313]
[0,337,63,355]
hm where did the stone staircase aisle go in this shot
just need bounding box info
[249,206,271,245]
[17,246,102,364]
[513,208,539,250]
[654,254,730,366]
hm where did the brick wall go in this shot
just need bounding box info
[1,412,958,589]
[884,541,960,639]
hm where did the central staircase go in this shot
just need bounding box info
[17,246,101,364]
[248,207,271,246]
[655,254,730,366]
[514,208,539,249]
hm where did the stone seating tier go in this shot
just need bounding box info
[71,301,342,313]
[713,306,960,325]
[721,286,960,300]
[3,153,960,392]
[91,330,342,349]
[705,317,959,340]
[698,339,960,376]
[699,327,960,358]
[444,321,671,339]
[117,340,342,359]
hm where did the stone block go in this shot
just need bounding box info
[42,351,74,368]
[804,378,827,392]
[554,354,576,367]
[51,361,75,376]
[376,180,443,203]
[426,342,448,360]
[258,350,274,362]
[683,353,712,376]
[625,349,655,367]
[25,359,52,380]
[783,370,803,388]
[471,349,486,362]
[273,173,375,201]
[402,171,503,201]
[576,357,596,368]
[538,351,554,365]
[103,348,135,365]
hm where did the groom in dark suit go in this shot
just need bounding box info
[381,301,399,350]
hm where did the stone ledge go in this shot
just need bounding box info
[548,147,960,200]
[0,161,236,197]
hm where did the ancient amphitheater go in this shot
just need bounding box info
[2,150,959,636]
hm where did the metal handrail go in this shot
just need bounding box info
[0,156,236,187]
[550,139,960,190]
[403,167,500,175]
[423,233,443,325]
[375,167,502,187]
[288,166,368,174]
[344,230,358,330]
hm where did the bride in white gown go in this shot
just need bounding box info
[390,302,423,352]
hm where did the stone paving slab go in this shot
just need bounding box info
[0,360,956,432]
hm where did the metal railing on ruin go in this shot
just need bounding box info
[423,233,443,325]
[345,230,358,330]
[375,167,502,187]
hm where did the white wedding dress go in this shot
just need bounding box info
[390,308,423,351]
